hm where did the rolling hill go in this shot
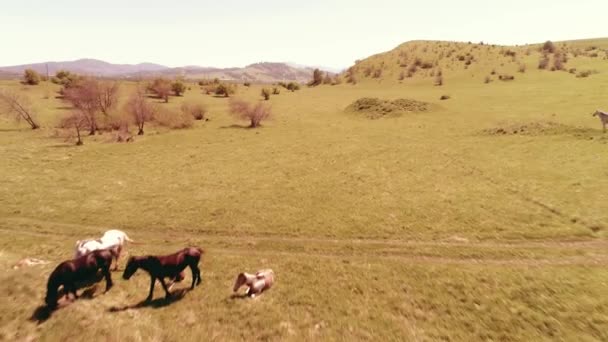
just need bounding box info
[0,59,326,83]
[342,38,608,85]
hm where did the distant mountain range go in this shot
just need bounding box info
[0,58,338,83]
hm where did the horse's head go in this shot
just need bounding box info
[122,257,139,280]
[593,110,599,117]
[233,273,248,292]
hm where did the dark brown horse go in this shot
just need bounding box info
[122,247,203,301]
[45,248,115,309]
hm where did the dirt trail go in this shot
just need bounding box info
[1,217,607,250]
[1,217,607,268]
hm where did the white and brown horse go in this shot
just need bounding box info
[233,269,275,298]
[75,229,135,270]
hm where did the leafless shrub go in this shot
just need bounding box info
[63,79,102,135]
[552,52,565,71]
[0,90,40,129]
[126,87,156,135]
[154,106,193,129]
[181,102,207,121]
[484,76,492,84]
[149,78,172,102]
[228,98,271,128]
[261,88,271,100]
[272,87,280,94]
[59,111,88,145]
[518,64,526,73]
[372,69,382,78]
[538,54,550,69]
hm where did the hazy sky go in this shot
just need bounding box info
[1,0,606,69]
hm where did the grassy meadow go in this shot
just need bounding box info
[1,40,608,341]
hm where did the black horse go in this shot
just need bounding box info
[45,248,115,309]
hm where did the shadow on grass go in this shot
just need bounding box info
[228,293,251,300]
[29,285,100,324]
[48,144,77,149]
[219,124,255,129]
[108,288,189,312]
[30,305,54,324]
[0,128,30,132]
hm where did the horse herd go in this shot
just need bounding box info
[44,229,274,310]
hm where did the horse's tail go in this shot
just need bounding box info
[124,234,139,244]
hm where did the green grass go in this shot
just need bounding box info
[1,38,608,341]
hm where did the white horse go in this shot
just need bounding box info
[74,229,134,270]
[233,269,275,298]
[593,110,608,133]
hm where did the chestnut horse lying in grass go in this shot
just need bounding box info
[122,247,203,301]
[45,248,115,309]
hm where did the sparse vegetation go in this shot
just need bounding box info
[346,97,429,119]
[181,102,207,121]
[576,70,598,78]
[261,88,270,100]
[0,90,40,129]
[542,40,556,53]
[171,79,186,97]
[126,87,155,135]
[23,69,41,85]
[228,98,271,127]
[309,68,323,86]
[538,54,550,69]
[214,83,235,97]
[149,78,172,102]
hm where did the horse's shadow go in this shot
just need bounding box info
[29,279,105,323]
[30,305,54,324]
[108,288,189,312]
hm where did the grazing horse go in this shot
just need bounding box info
[122,247,203,301]
[45,248,115,309]
[593,110,608,133]
[75,229,135,270]
[233,269,275,298]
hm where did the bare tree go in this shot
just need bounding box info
[127,87,155,135]
[150,78,171,102]
[59,111,88,145]
[63,79,101,135]
[0,90,40,129]
[229,98,271,128]
[95,81,119,116]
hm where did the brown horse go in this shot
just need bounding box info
[122,247,203,301]
[45,248,115,309]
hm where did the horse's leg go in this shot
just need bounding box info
[113,244,122,271]
[189,265,198,289]
[68,282,78,300]
[158,277,171,299]
[190,264,201,289]
[102,266,113,292]
[146,276,156,302]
